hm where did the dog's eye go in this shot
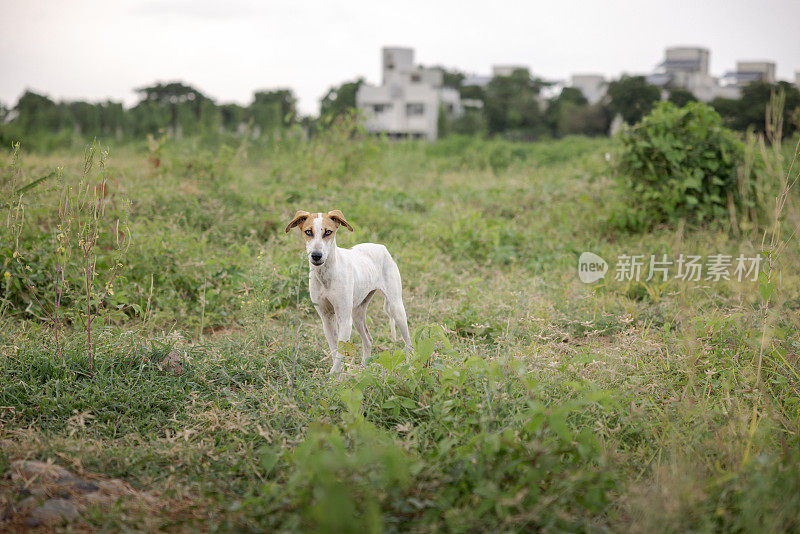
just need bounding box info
[323,229,332,237]
[304,229,313,236]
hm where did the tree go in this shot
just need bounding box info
[460,84,486,101]
[99,101,125,137]
[709,97,739,126]
[320,79,363,120]
[484,69,547,139]
[249,89,296,135]
[557,103,608,137]
[134,81,212,135]
[14,91,61,132]
[435,67,465,90]
[545,87,588,136]
[128,100,170,137]
[668,88,696,107]
[135,82,209,107]
[447,109,486,136]
[67,101,102,136]
[220,104,246,132]
[606,76,661,125]
[712,81,800,138]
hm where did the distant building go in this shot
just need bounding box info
[664,47,710,74]
[796,71,800,91]
[356,47,462,141]
[645,47,784,102]
[722,61,776,87]
[539,80,566,101]
[647,46,721,102]
[569,74,606,104]
[492,65,528,77]
[462,75,492,88]
[462,65,530,87]
[713,84,742,100]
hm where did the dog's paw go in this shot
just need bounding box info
[329,359,343,375]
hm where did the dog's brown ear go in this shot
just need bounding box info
[328,209,353,231]
[285,210,310,233]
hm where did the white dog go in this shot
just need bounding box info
[285,209,412,374]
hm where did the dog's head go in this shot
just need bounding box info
[285,209,353,266]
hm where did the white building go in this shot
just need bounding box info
[647,47,722,102]
[647,47,785,101]
[721,61,776,88]
[569,74,607,104]
[462,75,492,88]
[356,47,462,140]
[492,65,528,77]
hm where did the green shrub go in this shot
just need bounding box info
[611,101,754,231]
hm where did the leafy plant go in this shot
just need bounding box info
[611,101,759,231]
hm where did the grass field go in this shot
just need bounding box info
[1,127,799,532]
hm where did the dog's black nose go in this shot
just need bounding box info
[310,252,323,262]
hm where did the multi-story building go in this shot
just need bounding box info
[647,47,783,101]
[721,61,777,88]
[569,74,607,104]
[647,46,721,101]
[492,65,528,77]
[356,47,462,140]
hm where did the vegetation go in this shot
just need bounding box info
[1,106,799,529]
[546,87,608,138]
[2,71,799,146]
[0,83,300,150]
[712,81,800,139]
[482,69,549,140]
[612,101,760,230]
[320,79,365,121]
[667,87,697,107]
[605,75,662,126]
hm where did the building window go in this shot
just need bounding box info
[373,103,392,113]
[410,73,421,83]
[406,103,425,116]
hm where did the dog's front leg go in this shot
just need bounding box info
[318,312,341,374]
[329,301,353,374]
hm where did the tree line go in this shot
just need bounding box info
[0,82,297,148]
[2,73,799,147]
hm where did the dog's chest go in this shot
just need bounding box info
[309,272,341,303]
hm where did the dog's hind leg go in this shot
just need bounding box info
[386,298,412,351]
[354,291,375,365]
[381,287,412,352]
[380,257,412,351]
[383,299,397,341]
[374,247,411,352]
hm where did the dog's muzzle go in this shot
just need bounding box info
[310,251,323,265]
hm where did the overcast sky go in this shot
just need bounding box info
[2,0,799,115]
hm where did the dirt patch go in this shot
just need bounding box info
[0,459,160,530]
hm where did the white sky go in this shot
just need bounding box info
[2,0,799,116]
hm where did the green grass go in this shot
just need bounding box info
[1,130,799,532]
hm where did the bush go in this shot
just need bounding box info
[611,101,752,231]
